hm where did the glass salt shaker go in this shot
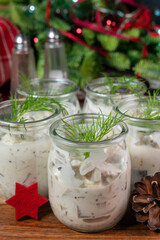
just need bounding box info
[11,33,36,94]
[44,28,68,79]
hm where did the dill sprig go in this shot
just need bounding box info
[4,94,62,122]
[58,112,125,143]
[19,72,34,93]
[138,90,160,119]
[103,74,146,95]
[19,73,75,96]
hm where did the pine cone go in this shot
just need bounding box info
[131,172,160,231]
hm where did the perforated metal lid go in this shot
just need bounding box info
[14,33,29,51]
[47,28,61,43]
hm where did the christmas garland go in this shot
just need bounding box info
[1,0,160,87]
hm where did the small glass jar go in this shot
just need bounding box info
[115,98,160,187]
[17,78,80,115]
[147,79,160,90]
[83,77,146,114]
[0,99,61,203]
[48,114,130,232]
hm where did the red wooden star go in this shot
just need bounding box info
[6,182,48,220]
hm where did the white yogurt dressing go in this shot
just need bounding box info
[83,95,136,115]
[127,127,160,187]
[0,111,54,202]
[83,97,112,115]
[48,144,130,232]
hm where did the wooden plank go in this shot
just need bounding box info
[0,203,159,240]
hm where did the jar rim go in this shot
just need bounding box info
[115,97,160,124]
[0,99,61,128]
[17,78,79,99]
[84,77,146,99]
[49,113,128,149]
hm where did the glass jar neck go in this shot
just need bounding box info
[0,100,61,132]
[85,77,146,99]
[17,78,79,100]
[49,114,128,150]
[115,97,160,130]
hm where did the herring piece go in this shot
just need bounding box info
[91,168,101,183]
[79,159,95,176]
[71,160,82,168]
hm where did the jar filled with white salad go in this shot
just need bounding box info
[17,78,80,115]
[115,92,160,188]
[0,96,61,203]
[83,76,146,115]
[48,112,130,232]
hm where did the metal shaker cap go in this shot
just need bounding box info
[14,33,29,51]
[47,28,61,43]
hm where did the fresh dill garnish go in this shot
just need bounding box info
[138,90,160,119]
[103,74,146,95]
[58,111,125,143]
[18,74,69,116]
[4,94,63,122]
[19,72,34,93]
[19,73,75,96]
[83,152,90,159]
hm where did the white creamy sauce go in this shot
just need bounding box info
[127,127,160,187]
[48,144,130,232]
[83,97,112,115]
[0,111,52,202]
[0,134,51,200]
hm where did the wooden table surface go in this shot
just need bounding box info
[0,202,160,240]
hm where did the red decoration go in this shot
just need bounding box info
[136,73,141,78]
[33,37,39,43]
[6,182,48,220]
[46,0,160,59]
[106,19,112,26]
[76,28,82,34]
[0,17,19,87]
[46,0,51,25]
[70,0,148,57]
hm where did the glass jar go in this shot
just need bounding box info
[83,77,146,114]
[115,98,160,188]
[17,78,80,115]
[0,99,61,203]
[48,114,130,232]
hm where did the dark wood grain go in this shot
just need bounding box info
[0,203,159,240]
